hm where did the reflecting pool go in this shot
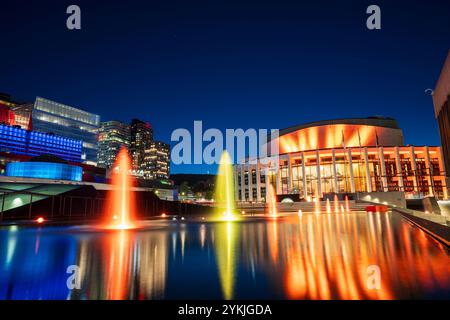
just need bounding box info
[0,211,449,299]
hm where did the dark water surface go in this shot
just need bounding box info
[0,212,449,299]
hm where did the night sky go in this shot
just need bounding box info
[1,0,449,174]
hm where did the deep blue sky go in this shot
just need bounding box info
[1,0,449,174]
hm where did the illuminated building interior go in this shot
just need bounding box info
[0,94,32,130]
[235,117,448,201]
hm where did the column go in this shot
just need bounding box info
[248,164,254,202]
[364,147,372,193]
[301,152,307,199]
[287,154,293,193]
[332,149,339,193]
[347,148,356,193]
[424,147,434,196]
[265,165,270,203]
[276,159,282,195]
[256,159,261,202]
[379,147,388,192]
[316,150,322,197]
[240,164,245,202]
[234,166,239,201]
[395,147,404,193]
[437,147,449,200]
[410,146,418,194]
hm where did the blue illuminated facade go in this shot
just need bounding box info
[0,124,82,162]
[6,162,82,181]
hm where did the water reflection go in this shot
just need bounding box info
[214,222,239,300]
[0,212,448,300]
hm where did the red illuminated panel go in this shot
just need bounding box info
[278,124,403,153]
[0,103,16,126]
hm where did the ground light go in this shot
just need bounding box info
[36,217,45,224]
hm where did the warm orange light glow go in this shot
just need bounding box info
[103,147,136,230]
[278,124,402,154]
[334,194,339,213]
[345,195,350,212]
[267,185,278,218]
[36,217,45,224]
[315,194,321,214]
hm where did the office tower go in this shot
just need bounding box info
[143,140,170,180]
[129,118,153,171]
[98,120,130,168]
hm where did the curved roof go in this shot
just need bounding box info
[279,117,400,137]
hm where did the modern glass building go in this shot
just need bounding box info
[32,97,100,165]
[6,162,82,181]
[130,119,153,172]
[235,117,448,202]
[98,120,130,168]
[0,124,82,162]
[143,140,170,180]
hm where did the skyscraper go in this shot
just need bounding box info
[32,97,100,165]
[433,51,450,182]
[129,118,153,172]
[143,140,170,180]
[98,120,130,168]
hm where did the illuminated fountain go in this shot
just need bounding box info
[215,151,236,221]
[103,147,136,230]
[266,184,278,218]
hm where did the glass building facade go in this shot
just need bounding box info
[0,124,82,162]
[98,120,130,168]
[32,97,100,165]
[130,119,153,172]
[6,162,82,181]
[143,140,170,180]
[235,118,448,201]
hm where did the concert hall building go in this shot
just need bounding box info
[234,117,448,202]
